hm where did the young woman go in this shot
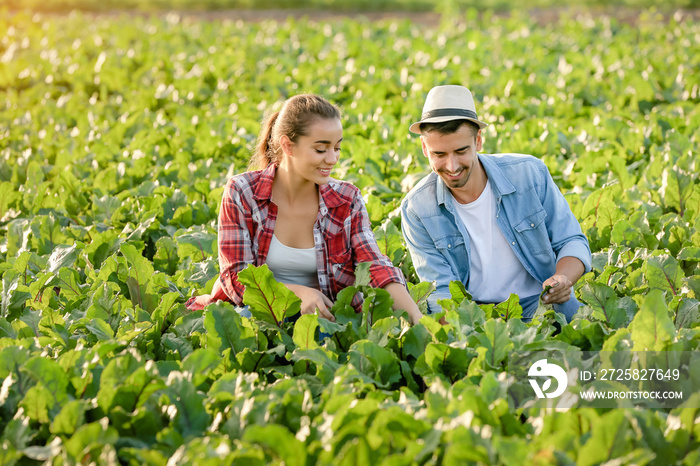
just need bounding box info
[186,94,423,324]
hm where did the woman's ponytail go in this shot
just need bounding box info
[250,110,280,170]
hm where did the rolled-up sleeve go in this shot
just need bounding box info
[349,192,406,289]
[539,163,592,273]
[400,201,457,314]
[216,178,256,305]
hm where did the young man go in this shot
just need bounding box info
[400,85,591,321]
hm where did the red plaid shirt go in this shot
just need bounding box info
[191,164,405,308]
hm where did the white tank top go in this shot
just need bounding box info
[266,234,319,288]
[452,180,542,303]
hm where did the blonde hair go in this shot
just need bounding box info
[250,94,341,170]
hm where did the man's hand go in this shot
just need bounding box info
[541,275,573,304]
[286,284,336,322]
[542,256,586,304]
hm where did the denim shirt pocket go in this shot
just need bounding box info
[513,208,550,255]
[433,233,467,273]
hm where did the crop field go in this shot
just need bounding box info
[1,6,699,465]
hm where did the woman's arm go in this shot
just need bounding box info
[383,282,423,325]
[186,176,256,310]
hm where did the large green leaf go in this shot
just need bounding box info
[414,342,473,383]
[579,282,628,328]
[292,314,319,350]
[642,254,685,296]
[241,424,307,466]
[347,340,402,388]
[475,319,512,369]
[577,411,633,466]
[1,270,31,320]
[629,289,676,351]
[203,302,257,357]
[239,264,301,326]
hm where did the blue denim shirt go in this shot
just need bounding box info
[400,153,592,316]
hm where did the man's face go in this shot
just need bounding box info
[421,123,483,190]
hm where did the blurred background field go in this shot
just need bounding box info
[2,0,699,13]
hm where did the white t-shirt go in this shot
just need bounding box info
[452,180,542,303]
[266,235,319,288]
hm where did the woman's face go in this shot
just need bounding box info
[283,117,343,185]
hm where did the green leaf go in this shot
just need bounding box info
[181,348,222,388]
[408,281,436,314]
[47,243,79,274]
[642,254,684,296]
[19,307,42,337]
[293,314,319,350]
[347,340,402,388]
[678,247,700,262]
[19,385,51,423]
[203,302,257,356]
[0,317,16,338]
[175,228,217,262]
[85,318,115,341]
[154,236,179,274]
[361,287,394,330]
[660,163,695,217]
[22,356,70,405]
[239,264,301,326]
[63,419,119,462]
[242,424,307,466]
[673,298,700,330]
[579,282,628,328]
[494,294,523,320]
[373,218,404,264]
[475,319,511,369]
[1,269,32,320]
[1,418,34,453]
[414,342,473,382]
[0,181,21,221]
[50,400,86,436]
[290,347,340,385]
[399,323,433,360]
[6,219,30,258]
[164,375,211,437]
[577,411,632,466]
[629,289,676,351]
[449,281,471,303]
[121,243,157,312]
[354,261,372,287]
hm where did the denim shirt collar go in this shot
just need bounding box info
[436,153,517,207]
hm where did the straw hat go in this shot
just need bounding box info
[409,85,488,134]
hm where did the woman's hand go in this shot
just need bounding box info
[185,295,209,311]
[285,284,336,322]
[383,282,423,325]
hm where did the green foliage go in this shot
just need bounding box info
[0,7,698,465]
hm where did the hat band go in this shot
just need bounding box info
[421,108,478,121]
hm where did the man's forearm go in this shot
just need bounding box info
[555,256,585,284]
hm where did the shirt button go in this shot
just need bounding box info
[512,242,515,245]
[530,223,535,227]
[448,244,451,248]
